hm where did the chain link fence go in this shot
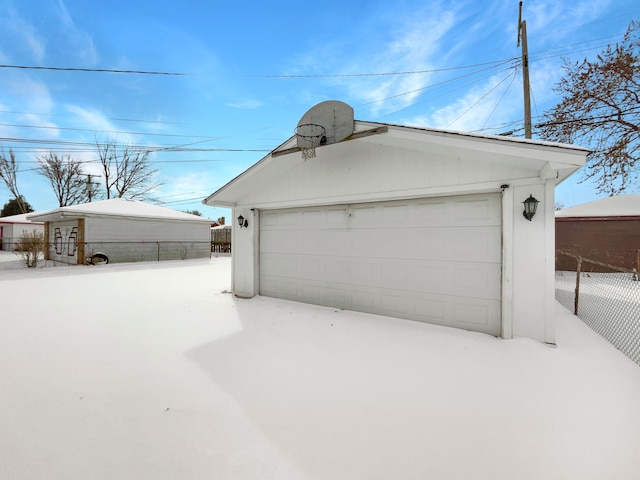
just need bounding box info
[83,241,212,264]
[556,251,640,365]
[1,240,216,267]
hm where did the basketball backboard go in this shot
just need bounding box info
[295,100,354,149]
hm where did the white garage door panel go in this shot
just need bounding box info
[260,193,502,335]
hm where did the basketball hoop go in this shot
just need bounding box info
[295,123,326,159]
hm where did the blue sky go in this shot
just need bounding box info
[1,0,638,220]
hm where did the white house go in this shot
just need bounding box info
[204,101,589,343]
[28,198,213,265]
[0,213,44,251]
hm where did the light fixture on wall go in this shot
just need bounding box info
[522,194,540,221]
[237,215,248,228]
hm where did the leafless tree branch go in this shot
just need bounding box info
[539,20,640,195]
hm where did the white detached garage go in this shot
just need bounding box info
[204,101,589,343]
[28,198,213,265]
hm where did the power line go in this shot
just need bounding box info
[364,25,634,129]
[0,137,269,153]
[357,60,518,107]
[480,70,519,131]
[446,69,518,129]
[0,109,184,126]
[0,64,186,76]
[1,22,635,159]
[0,122,218,140]
[251,58,518,78]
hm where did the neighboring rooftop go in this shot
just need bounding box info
[27,198,212,223]
[0,213,44,224]
[556,194,640,218]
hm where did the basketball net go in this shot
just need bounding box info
[301,145,317,159]
[296,124,325,160]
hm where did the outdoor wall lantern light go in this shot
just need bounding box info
[522,194,540,221]
[237,215,248,228]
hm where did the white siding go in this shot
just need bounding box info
[0,223,44,251]
[260,194,502,335]
[83,217,211,263]
[237,140,540,209]
[58,217,210,263]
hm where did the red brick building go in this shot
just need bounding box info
[556,194,640,272]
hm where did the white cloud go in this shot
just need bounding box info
[379,0,620,132]
[19,113,60,140]
[406,70,522,132]
[64,105,142,148]
[342,3,460,116]
[527,0,613,40]
[53,0,98,66]
[11,78,54,112]
[1,7,46,62]
[65,105,116,133]
[155,171,215,207]
[227,99,264,109]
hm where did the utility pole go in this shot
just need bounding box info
[83,173,100,202]
[517,1,532,139]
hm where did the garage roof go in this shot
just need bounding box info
[204,120,590,208]
[27,198,213,223]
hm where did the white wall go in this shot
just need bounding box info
[236,141,540,209]
[231,208,259,298]
[508,182,554,343]
[0,223,44,251]
[83,217,211,263]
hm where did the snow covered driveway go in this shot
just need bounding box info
[1,257,639,479]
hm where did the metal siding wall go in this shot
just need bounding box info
[83,217,211,263]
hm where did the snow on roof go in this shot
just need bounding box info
[0,213,44,224]
[556,194,640,218]
[27,198,213,223]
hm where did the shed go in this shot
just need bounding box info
[28,198,213,265]
[0,213,44,251]
[204,101,589,343]
[556,194,640,272]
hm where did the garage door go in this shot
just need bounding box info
[259,193,502,335]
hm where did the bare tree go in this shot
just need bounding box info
[37,153,90,206]
[539,20,640,196]
[0,148,28,213]
[96,138,160,200]
[14,230,45,268]
[183,210,202,216]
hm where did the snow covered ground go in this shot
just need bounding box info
[1,256,640,480]
[556,271,640,365]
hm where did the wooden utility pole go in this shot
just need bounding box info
[84,173,100,202]
[517,1,532,139]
